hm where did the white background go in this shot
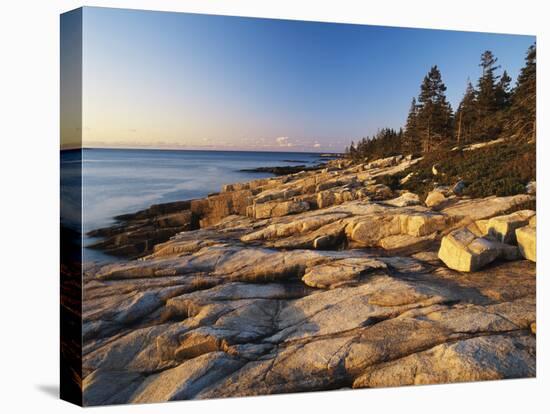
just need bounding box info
[0,0,548,412]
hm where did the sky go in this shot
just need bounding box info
[78,7,535,152]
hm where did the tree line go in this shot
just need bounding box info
[346,44,536,161]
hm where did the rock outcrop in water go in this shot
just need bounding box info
[82,154,536,405]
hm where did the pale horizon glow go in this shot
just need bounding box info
[80,7,535,152]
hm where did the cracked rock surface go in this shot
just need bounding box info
[82,155,536,406]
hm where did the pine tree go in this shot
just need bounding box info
[508,44,536,141]
[455,80,477,146]
[416,66,454,152]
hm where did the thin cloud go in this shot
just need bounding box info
[275,136,294,147]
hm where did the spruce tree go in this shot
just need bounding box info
[403,97,421,155]
[495,70,512,109]
[508,44,536,141]
[474,50,500,140]
[455,80,477,146]
[416,65,454,152]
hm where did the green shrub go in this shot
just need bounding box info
[397,140,535,199]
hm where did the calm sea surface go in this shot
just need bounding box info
[62,148,326,263]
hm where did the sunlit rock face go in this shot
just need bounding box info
[82,155,536,406]
[516,215,536,262]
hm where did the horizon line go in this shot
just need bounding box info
[60,146,343,155]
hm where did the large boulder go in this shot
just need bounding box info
[516,219,536,262]
[438,228,519,272]
[425,189,448,209]
[438,229,497,272]
[486,210,535,244]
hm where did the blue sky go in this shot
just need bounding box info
[80,7,535,152]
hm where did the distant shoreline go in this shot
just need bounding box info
[239,163,326,176]
[61,146,344,156]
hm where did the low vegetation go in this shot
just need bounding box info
[386,140,536,200]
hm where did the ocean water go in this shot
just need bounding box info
[66,148,326,262]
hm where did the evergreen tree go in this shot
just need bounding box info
[508,44,536,141]
[416,65,454,152]
[474,50,500,139]
[495,70,512,109]
[403,97,421,155]
[455,80,477,146]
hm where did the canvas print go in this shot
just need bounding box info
[60,7,536,407]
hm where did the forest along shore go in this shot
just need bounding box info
[82,138,536,405]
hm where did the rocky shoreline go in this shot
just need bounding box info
[82,150,536,405]
[239,163,325,176]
